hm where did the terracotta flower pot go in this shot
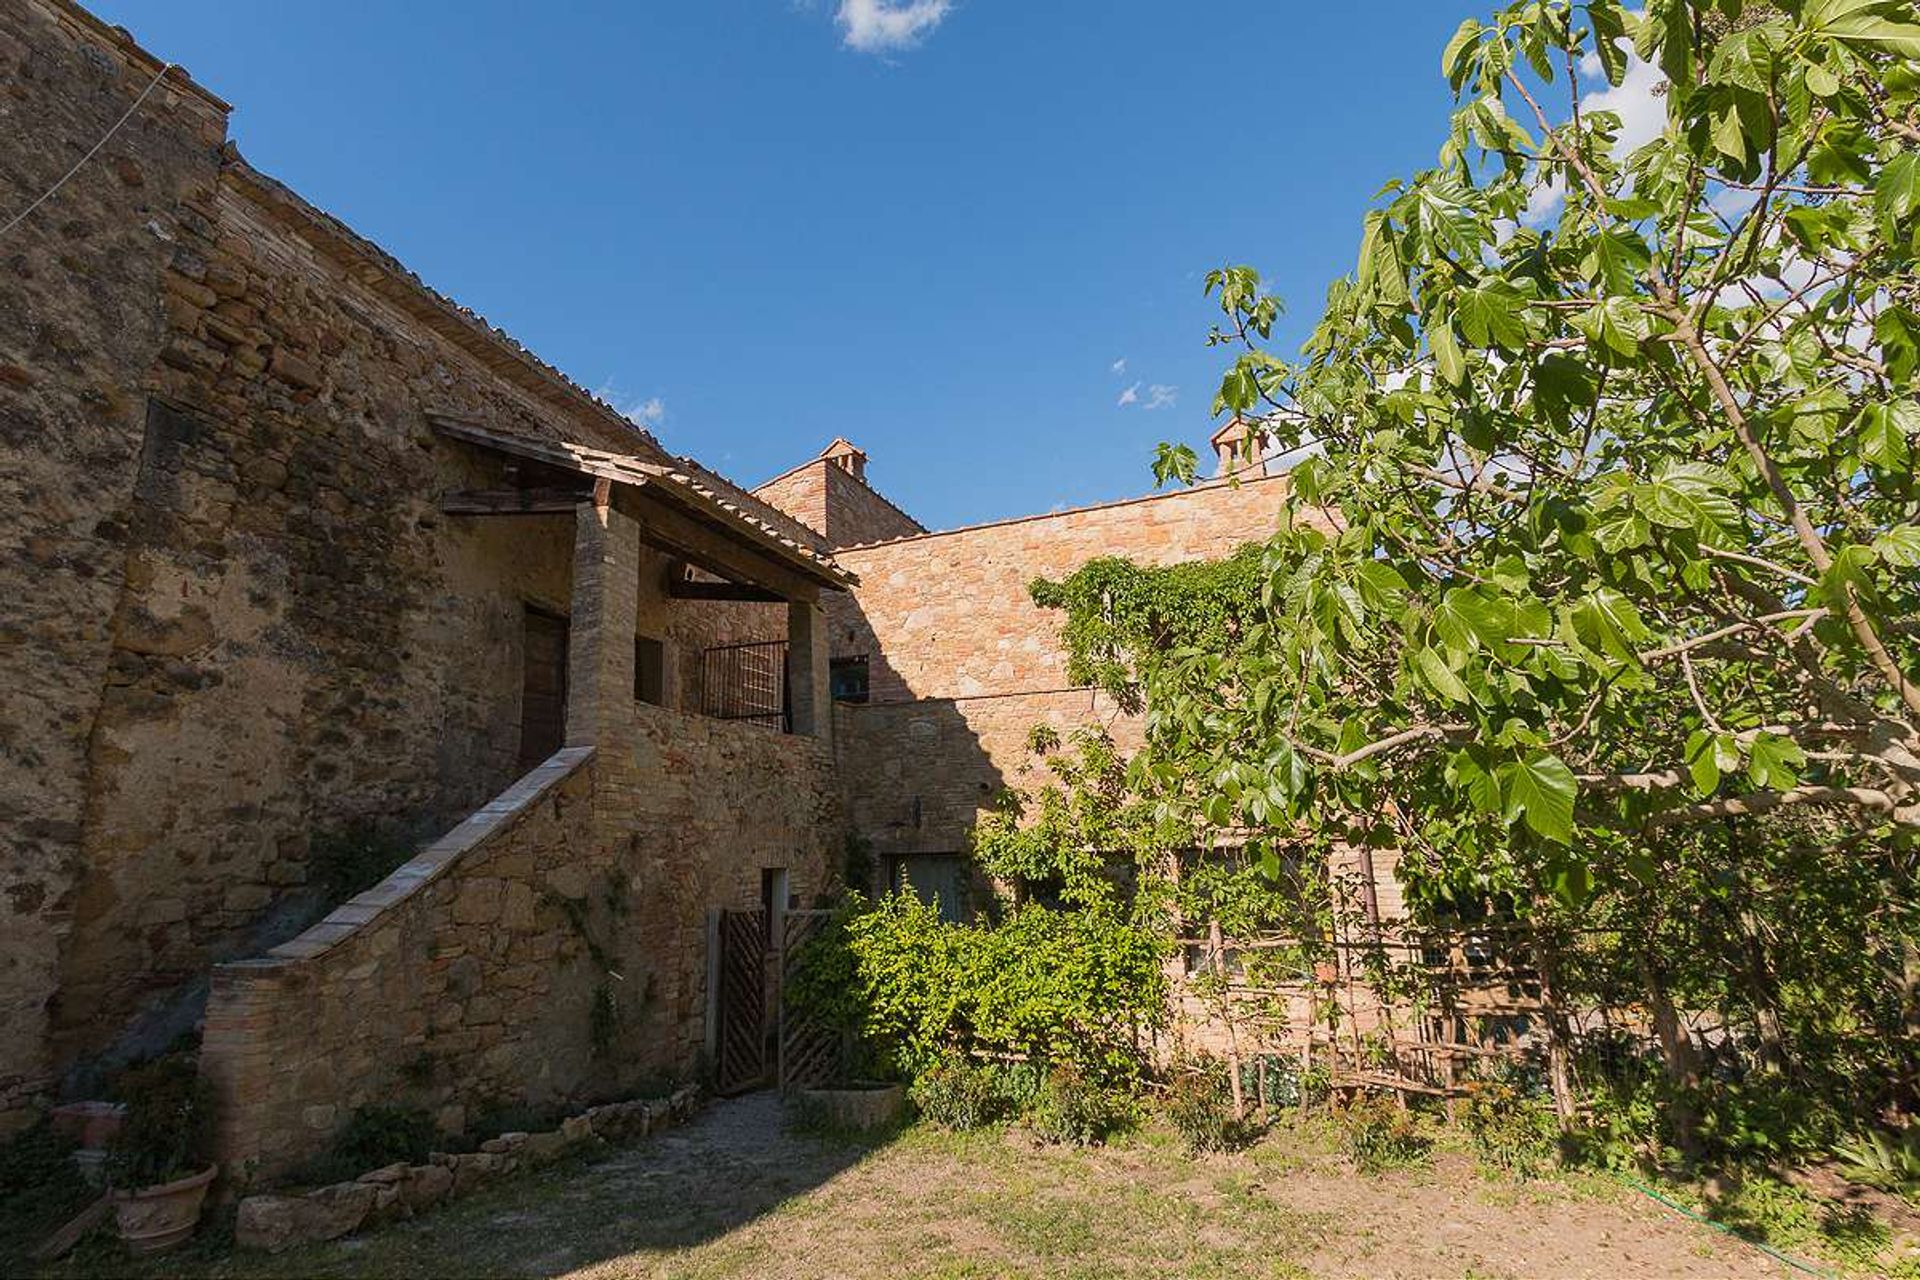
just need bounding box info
[113,1164,218,1255]
[51,1101,126,1150]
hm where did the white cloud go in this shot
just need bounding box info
[837,0,952,54]
[1110,357,1127,376]
[1709,184,1760,220]
[1117,380,1177,411]
[595,380,668,429]
[1583,53,1668,157]
[1522,50,1667,228]
[627,396,668,427]
[1520,175,1569,228]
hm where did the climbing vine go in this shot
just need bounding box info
[1028,545,1265,714]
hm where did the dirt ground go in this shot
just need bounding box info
[35,1093,1898,1279]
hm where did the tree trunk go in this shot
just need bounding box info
[1210,918,1246,1120]
[1534,934,1578,1131]
[1726,821,1789,1075]
[1642,958,1703,1163]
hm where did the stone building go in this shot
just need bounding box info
[0,0,1291,1175]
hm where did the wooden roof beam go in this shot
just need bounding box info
[439,485,593,515]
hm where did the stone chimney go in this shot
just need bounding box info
[820,437,868,483]
[1209,417,1268,479]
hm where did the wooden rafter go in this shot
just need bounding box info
[439,486,592,515]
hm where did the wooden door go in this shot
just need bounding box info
[519,607,569,770]
[715,909,769,1094]
[779,910,843,1094]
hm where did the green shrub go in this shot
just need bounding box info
[1,1118,79,1197]
[1163,1060,1256,1154]
[1335,1092,1429,1173]
[288,1102,439,1185]
[989,1060,1045,1112]
[0,1119,92,1276]
[1027,1065,1138,1146]
[845,894,1166,1087]
[1461,1081,1557,1178]
[1243,1054,1330,1111]
[1706,1172,1895,1274]
[106,1054,215,1187]
[331,1103,436,1170]
[1693,1074,1843,1166]
[910,1055,1005,1131]
[784,903,869,1037]
[1833,1124,1920,1202]
[309,822,415,905]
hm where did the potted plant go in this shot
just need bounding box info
[105,1055,218,1254]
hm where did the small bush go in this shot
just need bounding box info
[1834,1124,1920,1202]
[911,1055,1004,1131]
[332,1104,437,1170]
[990,1060,1045,1113]
[1335,1092,1429,1173]
[0,1120,92,1275]
[1163,1060,1256,1154]
[310,822,414,904]
[1,1118,78,1197]
[1707,1172,1896,1274]
[1461,1081,1557,1178]
[465,1099,564,1145]
[1245,1055,1329,1111]
[1027,1065,1137,1146]
[107,1054,215,1187]
[846,895,1165,1087]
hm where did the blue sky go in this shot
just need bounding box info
[90,0,1472,529]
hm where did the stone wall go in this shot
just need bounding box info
[1,0,798,1128]
[751,462,830,540]
[201,502,842,1181]
[201,705,842,1183]
[833,476,1299,704]
[0,0,231,1130]
[833,476,1309,863]
[818,461,924,548]
[752,451,923,550]
[201,750,601,1181]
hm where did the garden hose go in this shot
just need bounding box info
[1611,1172,1835,1279]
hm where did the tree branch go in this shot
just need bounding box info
[1644,785,1903,829]
[1299,723,1470,770]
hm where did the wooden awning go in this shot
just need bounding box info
[429,415,857,594]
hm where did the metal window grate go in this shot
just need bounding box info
[700,639,790,732]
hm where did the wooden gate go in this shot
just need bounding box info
[778,909,845,1094]
[714,908,768,1095]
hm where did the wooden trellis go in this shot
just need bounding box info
[1178,918,1597,1120]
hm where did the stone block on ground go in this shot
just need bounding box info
[521,1130,568,1166]
[234,1181,375,1253]
[401,1163,452,1210]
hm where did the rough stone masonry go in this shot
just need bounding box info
[0,0,1295,1174]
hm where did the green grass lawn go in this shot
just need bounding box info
[16,1095,1914,1279]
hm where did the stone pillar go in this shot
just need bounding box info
[201,961,281,1175]
[787,597,832,748]
[566,497,640,749]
